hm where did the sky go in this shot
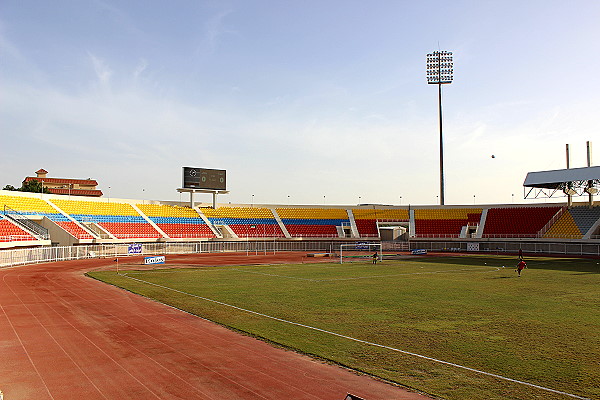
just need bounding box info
[1,1,599,206]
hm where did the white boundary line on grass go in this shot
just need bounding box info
[120,272,590,400]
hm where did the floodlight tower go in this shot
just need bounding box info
[426,50,453,205]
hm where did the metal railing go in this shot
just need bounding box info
[537,207,566,237]
[2,206,50,240]
[0,240,369,269]
[413,234,461,239]
[408,240,600,257]
[0,235,38,242]
[1,237,598,269]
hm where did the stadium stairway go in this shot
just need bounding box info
[270,208,291,238]
[130,203,168,239]
[194,206,222,238]
[43,198,98,241]
[346,209,360,238]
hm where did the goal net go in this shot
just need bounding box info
[339,242,382,264]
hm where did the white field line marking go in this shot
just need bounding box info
[120,273,589,400]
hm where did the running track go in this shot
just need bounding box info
[0,253,431,399]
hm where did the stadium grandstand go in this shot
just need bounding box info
[1,189,598,254]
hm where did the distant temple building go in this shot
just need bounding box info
[23,169,103,197]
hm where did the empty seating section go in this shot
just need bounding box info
[570,206,600,236]
[544,206,600,239]
[277,208,348,237]
[0,194,94,239]
[354,219,379,237]
[483,206,561,238]
[414,208,482,238]
[51,199,161,238]
[201,207,283,237]
[543,212,581,239]
[137,204,214,238]
[352,208,409,220]
[352,208,408,238]
[56,221,95,239]
[0,194,57,215]
[0,217,36,241]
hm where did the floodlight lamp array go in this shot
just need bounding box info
[426,51,453,84]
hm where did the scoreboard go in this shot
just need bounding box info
[182,167,226,191]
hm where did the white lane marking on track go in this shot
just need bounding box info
[40,273,250,400]
[3,271,163,400]
[120,272,590,400]
[11,273,111,399]
[84,275,353,395]
[0,302,57,399]
[56,272,317,399]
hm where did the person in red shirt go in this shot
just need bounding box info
[516,260,527,276]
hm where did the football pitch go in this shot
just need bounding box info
[88,255,599,400]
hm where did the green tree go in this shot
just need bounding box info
[19,180,51,194]
[2,184,18,191]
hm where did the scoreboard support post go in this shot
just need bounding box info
[177,188,229,208]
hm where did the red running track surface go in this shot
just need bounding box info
[0,252,431,400]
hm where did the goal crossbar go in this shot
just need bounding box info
[339,242,382,264]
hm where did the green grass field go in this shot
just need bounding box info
[88,255,600,400]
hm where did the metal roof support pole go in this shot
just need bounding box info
[587,141,594,208]
[566,144,572,207]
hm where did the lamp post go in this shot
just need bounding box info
[427,50,453,206]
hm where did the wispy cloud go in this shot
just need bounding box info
[196,9,235,56]
[133,58,148,81]
[88,53,113,86]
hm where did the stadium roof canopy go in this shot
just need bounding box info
[523,166,600,199]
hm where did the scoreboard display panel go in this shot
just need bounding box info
[182,167,226,190]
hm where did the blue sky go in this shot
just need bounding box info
[1,1,599,206]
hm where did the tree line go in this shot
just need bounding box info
[3,179,51,194]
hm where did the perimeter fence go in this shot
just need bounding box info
[408,240,600,257]
[2,239,599,269]
[0,240,361,268]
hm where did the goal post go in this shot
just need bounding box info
[339,242,382,264]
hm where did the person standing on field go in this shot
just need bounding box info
[372,252,378,264]
[516,260,527,276]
